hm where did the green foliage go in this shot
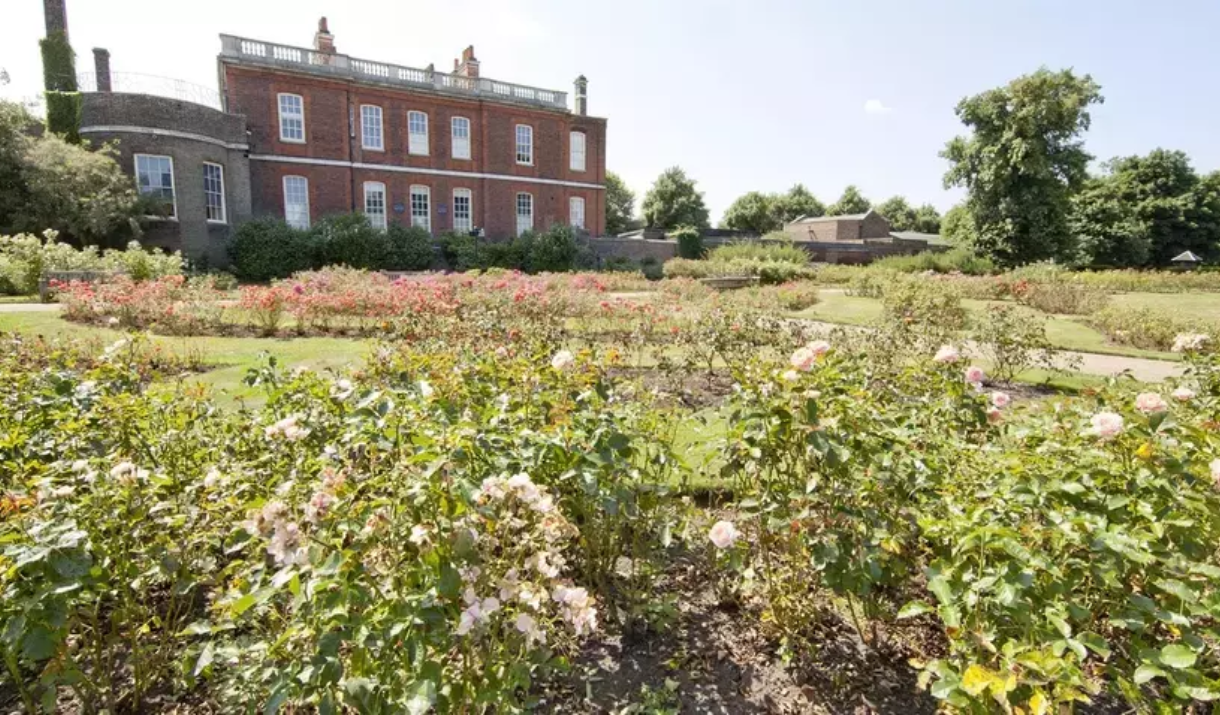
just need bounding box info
[312,213,387,270]
[1012,279,1109,315]
[439,225,582,273]
[661,256,815,285]
[1071,149,1220,267]
[827,185,871,216]
[911,203,942,234]
[1087,306,1212,351]
[968,303,1060,383]
[38,32,77,93]
[43,91,81,143]
[879,275,968,341]
[721,191,782,234]
[707,241,808,266]
[940,203,976,246]
[876,196,916,231]
[524,224,579,273]
[772,184,825,223]
[604,171,637,236]
[671,225,703,259]
[227,218,318,282]
[870,246,996,275]
[0,231,181,295]
[0,107,144,247]
[943,68,1103,266]
[385,224,436,271]
[642,167,710,230]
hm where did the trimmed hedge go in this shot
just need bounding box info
[227,218,319,282]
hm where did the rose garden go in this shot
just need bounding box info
[1,231,1219,714]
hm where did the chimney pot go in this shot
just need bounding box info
[314,16,336,55]
[454,46,479,78]
[92,48,111,92]
[574,75,588,116]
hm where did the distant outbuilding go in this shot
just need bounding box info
[1171,250,1204,270]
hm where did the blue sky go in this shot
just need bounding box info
[3,0,1218,223]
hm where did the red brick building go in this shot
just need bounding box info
[218,19,607,238]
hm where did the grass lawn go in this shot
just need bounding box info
[801,291,1178,361]
[1111,291,1220,322]
[0,310,371,406]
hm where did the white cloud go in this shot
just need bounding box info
[863,99,893,115]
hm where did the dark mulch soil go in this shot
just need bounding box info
[538,556,938,714]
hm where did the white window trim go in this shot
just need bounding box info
[364,181,388,231]
[452,188,472,233]
[277,93,306,144]
[361,104,384,152]
[569,196,585,230]
[203,161,227,224]
[451,116,471,160]
[134,153,177,221]
[569,130,586,173]
[408,110,429,156]
[282,175,310,230]
[515,192,534,236]
[515,124,534,166]
[410,184,432,232]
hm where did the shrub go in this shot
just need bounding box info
[228,218,318,282]
[672,226,703,259]
[526,224,579,273]
[385,224,435,271]
[1012,280,1109,315]
[639,257,663,281]
[101,240,183,281]
[707,241,808,266]
[0,231,181,295]
[845,269,896,298]
[313,213,388,270]
[661,257,815,285]
[1087,306,1212,351]
[871,246,996,275]
[438,232,484,272]
[879,275,967,351]
[969,303,1065,383]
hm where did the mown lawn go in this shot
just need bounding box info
[801,291,1179,361]
[1111,291,1220,322]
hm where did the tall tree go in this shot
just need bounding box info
[720,191,781,234]
[912,204,942,234]
[940,203,977,246]
[942,68,1103,266]
[876,196,917,231]
[1070,149,1220,266]
[642,167,710,229]
[773,184,825,223]
[603,171,636,235]
[827,185,871,216]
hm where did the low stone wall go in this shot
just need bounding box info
[587,236,947,266]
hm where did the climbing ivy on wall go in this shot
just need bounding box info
[40,31,80,142]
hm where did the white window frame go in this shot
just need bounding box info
[569,131,586,172]
[364,181,388,231]
[134,153,177,220]
[515,192,533,236]
[569,196,585,230]
[409,185,431,232]
[515,124,533,165]
[451,116,471,160]
[283,175,310,230]
[277,93,305,143]
[408,111,429,156]
[452,188,472,234]
[202,161,226,224]
[361,104,384,151]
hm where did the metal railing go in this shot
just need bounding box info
[77,71,223,110]
[219,34,568,111]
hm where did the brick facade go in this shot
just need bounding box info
[221,44,607,238]
[784,210,892,243]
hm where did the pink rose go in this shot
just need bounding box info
[708,520,739,550]
[933,345,960,363]
[807,340,831,357]
[965,366,985,385]
[1134,392,1168,415]
[790,347,816,372]
[1172,387,1196,402]
[986,407,1003,424]
[1089,411,1124,439]
[990,391,1011,409]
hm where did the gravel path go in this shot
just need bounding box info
[0,303,59,312]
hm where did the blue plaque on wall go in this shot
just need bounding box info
[437,204,448,215]
[393,202,406,214]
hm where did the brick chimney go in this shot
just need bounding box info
[453,46,479,78]
[314,17,336,55]
[44,0,68,38]
[92,48,111,92]
[574,75,588,116]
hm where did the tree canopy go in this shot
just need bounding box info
[940,203,976,246]
[720,191,782,234]
[876,196,916,231]
[0,100,144,246]
[773,184,825,223]
[603,172,636,236]
[942,68,1103,266]
[1070,149,1220,267]
[827,185,871,216]
[911,204,942,234]
[642,167,710,230]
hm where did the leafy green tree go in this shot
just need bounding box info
[827,185,871,216]
[0,101,36,233]
[876,196,917,231]
[772,184,825,223]
[721,191,781,234]
[912,204,942,234]
[604,172,636,236]
[940,203,977,246]
[642,167,710,229]
[1070,149,1220,266]
[943,68,1103,266]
